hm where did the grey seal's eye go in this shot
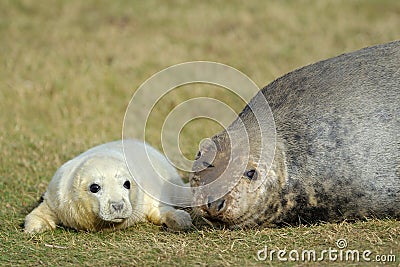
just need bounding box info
[245,169,257,180]
[123,180,131,189]
[202,161,214,168]
[89,183,101,193]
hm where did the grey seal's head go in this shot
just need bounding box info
[189,98,281,228]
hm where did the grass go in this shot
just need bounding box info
[1,0,399,266]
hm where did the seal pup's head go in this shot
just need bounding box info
[47,154,135,231]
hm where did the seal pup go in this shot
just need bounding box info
[24,139,192,233]
[190,40,400,228]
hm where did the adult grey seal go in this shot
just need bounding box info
[190,40,400,228]
[24,139,192,233]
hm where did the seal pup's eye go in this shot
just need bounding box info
[195,151,201,160]
[244,169,257,180]
[123,180,131,189]
[89,183,101,193]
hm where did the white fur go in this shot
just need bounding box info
[24,140,192,233]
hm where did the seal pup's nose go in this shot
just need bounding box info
[111,202,124,212]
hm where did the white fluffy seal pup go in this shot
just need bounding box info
[24,139,192,233]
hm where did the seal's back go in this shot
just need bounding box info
[260,40,399,220]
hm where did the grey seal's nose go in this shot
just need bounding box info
[111,202,124,212]
[205,196,226,216]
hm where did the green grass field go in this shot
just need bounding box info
[1,0,399,266]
